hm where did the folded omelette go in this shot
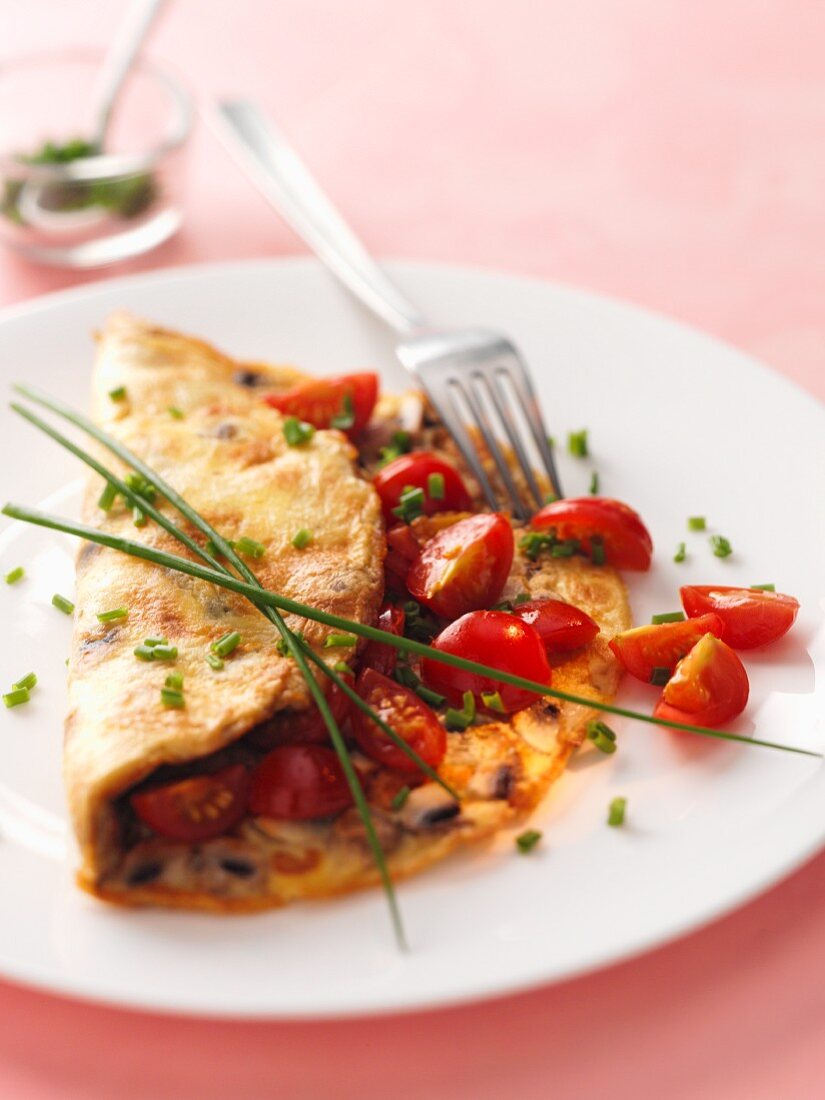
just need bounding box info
[67,313,630,911]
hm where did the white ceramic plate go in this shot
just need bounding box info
[0,258,822,1019]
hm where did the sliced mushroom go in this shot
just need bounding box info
[398,784,460,830]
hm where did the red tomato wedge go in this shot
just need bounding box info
[384,524,421,592]
[360,604,406,677]
[351,667,446,774]
[530,497,653,570]
[512,598,599,654]
[421,610,552,714]
[131,764,250,843]
[407,513,514,620]
[373,452,473,524]
[680,585,800,650]
[653,634,749,728]
[263,372,378,437]
[609,613,725,683]
[249,745,353,820]
[276,680,352,746]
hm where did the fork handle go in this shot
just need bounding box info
[213,101,428,336]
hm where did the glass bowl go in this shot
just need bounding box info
[0,50,192,268]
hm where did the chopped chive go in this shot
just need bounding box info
[391,786,411,811]
[283,417,315,446]
[492,599,513,612]
[150,644,178,662]
[417,683,447,708]
[167,406,184,420]
[394,664,445,707]
[514,593,532,605]
[688,516,706,531]
[134,645,156,661]
[144,637,168,647]
[651,611,685,625]
[587,719,617,754]
[427,472,445,501]
[124,472,156,501]
[607,796,627,827]
[751,583,775,592]
[330,393,355,431]
[160,687,185,708]
[98,481,118,511]
[649,667,670,686]
[674,542,686,563]
[275,629,305,657]
[132,507,147,528]
[567,429,588,458]
[377,431,414,467]
[291,528,313,550]
[516,829,542,853]
[212,631,241,658]
[391,485,425,523]
[108,386,127,401]
[332,660,351,674]
[481,690,505,713]
[547,435,555,448]
[51,593,74,615]
[164,671,183,690]
[205,652,224,671]
[323,632,357,648]
[710,534,733,558]
[4,566,24,585]
[551,539,579,558]
[97,606,129,623]
[13,672,37,691]
[520,531,556,561]
[544,492,558,504]
[445,690,476,731]
[3,687,30,708]
[589,471,599,495]
[590,535,606,565]
[236,535,266,559]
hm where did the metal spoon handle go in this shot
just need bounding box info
[90,0,169,150]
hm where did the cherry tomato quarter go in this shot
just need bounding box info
[653,634,749,728]
[351,667,446,774]
[609,613,725,683]
[680,585,799,650]
[512,598,599,654]
[130,763,250,843]
[264,372,378,437]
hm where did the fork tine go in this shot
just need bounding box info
[463,374,531,520]
[483,371,546,510]
[494,358,563,499]
[416,380,503,512]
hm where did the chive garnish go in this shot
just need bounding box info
[133,507,147,528]
[427,472,445,501]
[651,611,685,625]
[587,719,617,754]
[674,542,686,563]
[144,637,168,647]
[150,644,178,662]
[377,430,413,466]
[212,631,241,658]
[108,386,126,401]
[165,671,183,691]
[4,566,24,585]
[291,528,313,550]
[567,429,588,458]
[688,516,706,531]
[160,687,185,708]
[205,652,224,671]
[520,531,555,561]
[514,593,531,605]
[544,492,558,504]
[481,690,505,713]
[391,485,425,524]
[649,667,670,686]
[276,630,305,657]
[516,829,542,853]
[97,607,129,623]
[607,797,627,827]
[124,472,156,501]
[330,393,355,431]
[394,664,446,708]
[751,583,775,592]
[236,536,266,559]
[3,687,30,708]
[710,535,733,558]
[13,672,37,691]
[590,535,606,566]
[445,690,476,731]
[98,481,118,511]
[332,661,351,674]
[283,417,315,446]
[391,787,411,811]
[551,539,579,558]
[168,406,184,420]
[51,593,74,615]
[589,471,599,495]
[323,633,357,648]
[134,645,155,661]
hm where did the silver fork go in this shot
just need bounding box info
[211,100,562,519]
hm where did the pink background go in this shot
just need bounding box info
[1,2,823,1097]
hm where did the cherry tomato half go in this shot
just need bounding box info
[373,452,473,524]
[512,598,599,654]
[530,497,653,571]
[264,372,378,437]
[249,745,353,820]
[351,667,447,774]
[277,680,352,746]
[609,613,725,683]
[407,513,514,620]
[680,585,799,650]
[653,634,749,728]
[360,604,406,677]
[130,763,250,843]
[421,610,552,714]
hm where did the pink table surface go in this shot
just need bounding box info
[1,2,823,1097]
